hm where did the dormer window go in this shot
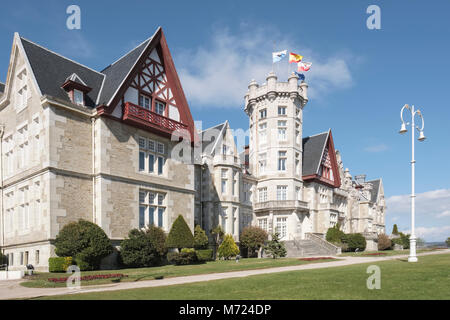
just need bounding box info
[73,89,84,105]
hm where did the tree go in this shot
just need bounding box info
[52,219,113,270]
[211,225,224,259]
[377,233,392,251]
[218,234,240,260]
[344,233,367,252]
[120,226,167,267]
[416,237,425,248]
[326,225,345,244]
[165,215,194,251]
[446,237,450,247]
[264,232,287,259]
[239,226,268,257]
[392,232,410,249]
[194,225,209,249]
[392,224,399,235]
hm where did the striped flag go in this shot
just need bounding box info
[289,52,303,63]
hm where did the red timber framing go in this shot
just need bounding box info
[97,27,198,142]
[303,130,341,188]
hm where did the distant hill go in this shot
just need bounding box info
[424,242,447,248]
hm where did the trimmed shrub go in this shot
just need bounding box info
[166,215,194,250]
[49,257,73,273]
[392,224,399,235]
[194,225,209,249]
[218,234,240,260]
[196,249,213,261]
[167,251,180,265]
[168,248,198,265]
[52,219,113,270]
[239,226,268,257]
[73,255,92,271]
[120,226,167,268]
[264,232,287,259]
[344,233,367,252]
[378,234,392,250]
[446,237,450,247]
[326,225,345,244]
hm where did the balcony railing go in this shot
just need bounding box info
[254,200,309,212]
[213,154,240,166]
[123,102,187,134]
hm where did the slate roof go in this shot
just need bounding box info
[199,122,226,154]
[97,37,152,106]
[20,37,104,108]
[0,81,4,96]
[366,179,381,203]
[302,131,329,176]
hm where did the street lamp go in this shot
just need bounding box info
[399,104,426,262]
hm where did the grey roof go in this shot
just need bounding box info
[366,179,381,203]
[0,81,4,95]
[302,131,329,176]
[199,122,225,154]
[20,37,104,108]
[97,38,152,105]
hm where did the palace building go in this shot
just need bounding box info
[0,27,385,271]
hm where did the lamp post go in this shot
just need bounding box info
[399,104,426,262]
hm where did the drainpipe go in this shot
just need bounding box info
[0,124,5,258]
[91,117,96,225]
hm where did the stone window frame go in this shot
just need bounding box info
[276,185,287,201]
[278,150,287,171]
[258,187,267,203]
[275,216,288,239]
[16,67,28,113]
[277,120,287,141]
[138,136,166,176]
[139,189,167,230]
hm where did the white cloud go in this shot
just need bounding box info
[176,25,354,108]
[364,144,388,153]
[437,210,450,218]
[403,226,450,242]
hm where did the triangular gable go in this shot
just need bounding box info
[303,129,341,188]
[98,28,197,142]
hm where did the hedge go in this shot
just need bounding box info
[49,257,73,273]
[195,249,213,261]
[167,249,199,265]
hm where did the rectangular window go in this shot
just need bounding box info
[278,120,287,141]
[221,169,228,178]
[259,109,267,119]
[148,207,155,226]
[259,123,267,145]
[73,89,84,105]
[148,154,155,173]
[158,208,164,227]
[139,94,151,110]
[155,101,166,115]
[277,186,287,200]
[259,153,266,174]
[139,137,165,175]
[157,156,164,175]
[259,187,267,202]
[139,151,145,171]
[139,206,146,228]
[10,253,14,266]
[20,252,24,265]
[157,142,165,154]
[139,190,166,229]
[35,250,40,265]
[276,217,287,239]
[221,179,227,194]
[278,151,287,171]
[258,218,268,232]
[278,106,286,115]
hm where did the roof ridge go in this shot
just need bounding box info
[303,131,329,139]
[199,121,227,133]
[101,36,153,72]
[19,36,106,77]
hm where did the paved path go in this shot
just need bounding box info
[1,249,449,300]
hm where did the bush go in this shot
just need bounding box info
[392,232,410,249]
[239,226,268,257]
[194,225,209,249]
[344,233,367,252]
[167,252,180,265]
[73,255,92,271]
[218,234,240,260]
[446,237,450,247]
[52,219,113,270]
[167,249,198,265]
[49,257,73,273]
[195,249,213,261]
[326,225,346,244]
[120,226,167,268]
[378,234,392,251]
[166,215,194,250]
[264,232,287,259]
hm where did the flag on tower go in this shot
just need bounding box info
[294,72,305,81]
[289,52,303,63]
[272,50,287,63]
[297,61,312,71]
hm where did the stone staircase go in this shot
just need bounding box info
[283,233,342,257]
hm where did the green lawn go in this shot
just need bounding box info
[338,248,442,257]
[36,253,450,300]
[22,257,336,288]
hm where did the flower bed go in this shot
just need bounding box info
[362,252,387,256]
[48,273,127,283]
[299,257,334,261]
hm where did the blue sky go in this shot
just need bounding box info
[1,0,449,241]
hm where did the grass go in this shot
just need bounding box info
[21,257,336,288]
[35,253,450,300]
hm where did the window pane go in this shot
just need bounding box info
[158,157,164,175]
[139,151,145,171]
[139,206,146,228]
[149,207,155,226]
[158,208,164,227]
[148,154,154,173]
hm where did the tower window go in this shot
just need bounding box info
[259,109,267,119]
[278,106,286,115]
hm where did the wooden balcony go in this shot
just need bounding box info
[254,200,309,213]
[123,102,187,135]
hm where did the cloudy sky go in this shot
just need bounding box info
[1,0,449,241]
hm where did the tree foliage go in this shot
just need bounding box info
[218,234,240,260]
[194,225,209,249]
[343,233,367,252]
[377,233,392,251]
[392,232,410,249]
[264,232,287,259]
[326,225,346,244]
[52,219,113,270]
[446,237,450,248]
[239,226,268,257]
[165,215,194,250]
[120,225,167,267]
[392,224,399,235]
